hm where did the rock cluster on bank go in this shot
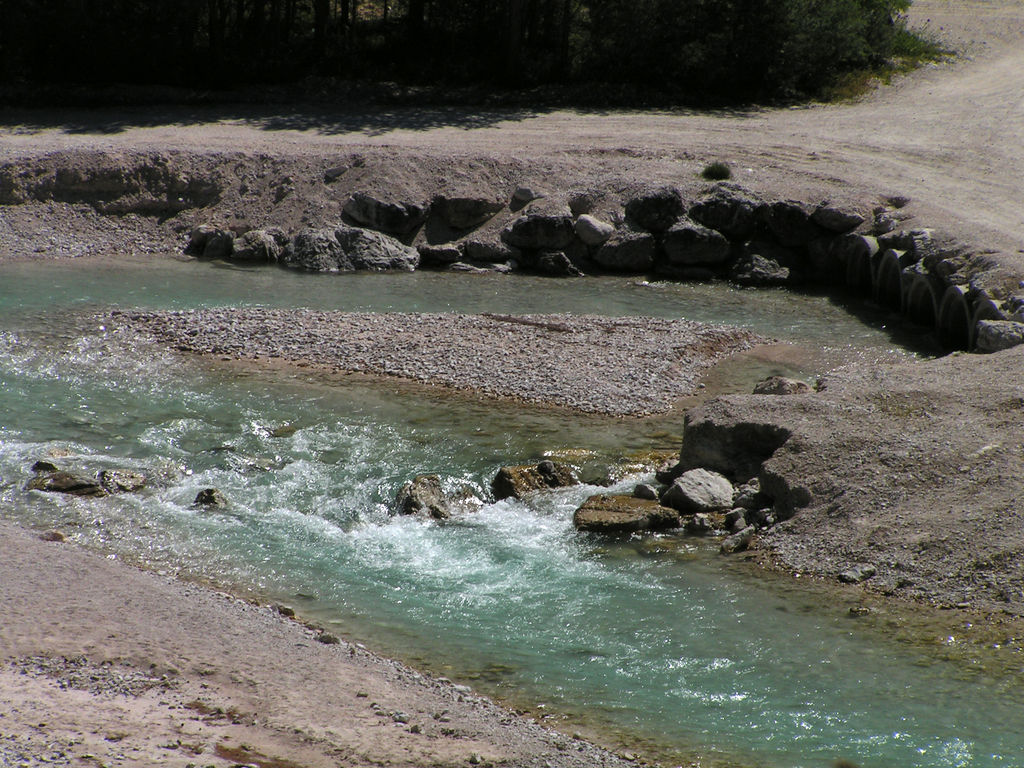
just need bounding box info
[184,181,1024,354]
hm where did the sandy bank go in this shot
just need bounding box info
[0,519,637,768]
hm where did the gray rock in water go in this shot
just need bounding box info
[574,214,615,246]
[633,483,660,501]
[729,252,790,286]
[188,224,234,259]
[31,460,60,473]
[661,468,734,514]
[335,226,420,271]
[572,494,680,533]
[975,320,1024,352]
[463,238,519,264]
[231,229,282,263]
[194,488,227,507]
[720,525,755,554]
[395,474,479,520]
[811,202,865,233]
[661,219,732,266]
[492,460,578,501]
[284,226,419,272]
[431,196,505,230]
[593,230,656,272]
[343,192,427,234]
[533,251,583,278]
[97,469,147,494]
[838,564,877,584]
[688,184,764,242]
[625,187,685,233]
[753,376,813,395]
[418,243,463,267]
[501,214,575,251]
[25,471,107,498]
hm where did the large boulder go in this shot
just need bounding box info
[501,214,575,251]
[574,214,615,247]
[231,229,284,263]
[625,187,685,232]
[284,226,419,272]
[492,460,578,500]
[188,224,234,259]
[431,196,505,230]
[335,226,420,271]
[811,202,865,233]
[761,200,826,247]
[463,238,519,264]
[660,468,734,514]
[688,185,763,241]
[395,474,478,520]
[343,192,427,234]
[418,243,463,267]
[573,494,680,534]
[661,219,732,266]
[593,230,656,272]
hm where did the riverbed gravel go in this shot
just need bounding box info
[108,308,767,416]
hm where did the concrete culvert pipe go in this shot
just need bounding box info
[937,285,973,350]
[904,272,941,328]
[873,249,908,311]
[845,245,874,292]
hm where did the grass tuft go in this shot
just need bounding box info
[701,161,732,181]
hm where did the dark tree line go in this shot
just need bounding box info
[0,0,913,102]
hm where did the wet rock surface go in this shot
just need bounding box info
[572,494,680,533]
[492,460,578,500]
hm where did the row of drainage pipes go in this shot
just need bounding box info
[837,232,1006,352]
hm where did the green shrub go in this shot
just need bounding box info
[701,162,732,181]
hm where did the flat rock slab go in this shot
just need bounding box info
[108,309,767,416]
[573,494,681,533]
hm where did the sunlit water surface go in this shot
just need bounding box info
[2,256,1018,768]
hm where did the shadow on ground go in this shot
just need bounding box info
[0,104,561,137]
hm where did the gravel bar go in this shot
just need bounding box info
[109,309,768,416]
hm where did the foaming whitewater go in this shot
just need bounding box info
[0,257,1017,768]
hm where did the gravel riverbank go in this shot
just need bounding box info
[108,308,768,416]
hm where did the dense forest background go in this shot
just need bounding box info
[0,0,920,103]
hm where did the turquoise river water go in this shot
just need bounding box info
[1,256,1021,767]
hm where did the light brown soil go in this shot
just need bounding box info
[2,2,1024,766]
[0,519,637,768]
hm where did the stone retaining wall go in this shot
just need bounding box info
[184,182,1021,354]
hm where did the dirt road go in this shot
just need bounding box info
[2,1,1022,260]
